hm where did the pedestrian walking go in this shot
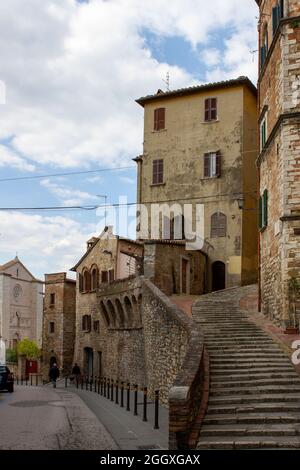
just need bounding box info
[49,363,59,388]
[70,363,81,386]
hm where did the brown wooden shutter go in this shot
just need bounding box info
[158,108,165,130]
[211,98,217,120]
[216,150,221,177]
[153,159,163,184]
[204,153,210,177]
[205,99,210,121]
[154,109,159,130]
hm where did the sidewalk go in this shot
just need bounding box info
[50,380,169,450]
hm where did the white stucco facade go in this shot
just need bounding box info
[0,257,44,348]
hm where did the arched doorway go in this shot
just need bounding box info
[212,261,226,291]
[84,347,93,377]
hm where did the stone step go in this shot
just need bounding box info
[210,385,300,397]
[210,353,287,360]
[211,366,296,375]
[203,414,300,426]
[211,378,300,389]
[197,437,300,449]
[207,345,282,351]
[207,403,300,415]
[209,394,300,405]
[210,372,299,382]
[199,424,300,437]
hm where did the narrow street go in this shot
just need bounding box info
[0,385,117,450]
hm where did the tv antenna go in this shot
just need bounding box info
[162,71,170,92]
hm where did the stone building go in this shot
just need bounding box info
[71,226,144,377]
[0,257,43,348]
[135,76,259,292]
[71,226,206,379]
[256,0,300,326]
[42,273,76,375]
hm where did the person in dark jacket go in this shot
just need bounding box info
[49,363,59,388]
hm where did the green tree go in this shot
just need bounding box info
[6,347,18,363]
[17,338,40,360]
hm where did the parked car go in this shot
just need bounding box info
[0,365,14,392]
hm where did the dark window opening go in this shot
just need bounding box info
[101,270,108,283]
[82,314,92,332]
[50,293,55,306]
[49,322,55,334]
[93,320,100,332]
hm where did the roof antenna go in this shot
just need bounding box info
[162,71,170,92]
[250,49,258,63]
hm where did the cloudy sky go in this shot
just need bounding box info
[0,0,258,278]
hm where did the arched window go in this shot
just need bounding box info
[82,314,91,331]
[261,23,268,67]
[83,269,91,292]
[91,266,99,291]
[79,273,83,293]
[211,212,227,238]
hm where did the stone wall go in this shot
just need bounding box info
[257,1,300,326]
[42,273,76,377]
[143,241,207,296]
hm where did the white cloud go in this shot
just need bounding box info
[0,0,258,172]
[0,211,96,278]
[201,49,221,68]
[40,178,99,205]
[119,176,136,185]
[0,145,35,172]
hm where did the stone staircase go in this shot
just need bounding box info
[193,287,300,449]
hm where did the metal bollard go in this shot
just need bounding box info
[100,377,103,396]
[143,387,147,422]
[36,375,38,387]
[90,377,93,392]
[110,379,114,402]
[16,376,19,385]
[94,377,97,393]
[107,379,110,399]
[115,380,119,404]
[103,378,107,398]
[65,376,68,388]
[21,376,23,386]
[25,377,28,386]
[97,378,100,394]
[86,377,88,390]
[154,390,159,429]
[134,385,138,416]
[30,375,33,386]
[81,378,84,390]
[126,382,130,411]
[120,382,124,408]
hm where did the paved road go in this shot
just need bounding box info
[0,386,117,450]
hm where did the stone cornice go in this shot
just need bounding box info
[256,112,300,167]
[280,215,300,222]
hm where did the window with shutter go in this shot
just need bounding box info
[204,152,221,178]
[152,159,164,184]
[211,212,227,238]
[79,273,83,292]
[154,108,165,130]
[204,98,217,122]
[101,271,108,283]
[260,115,267,150]
[259,196,263,230]
[272,5,279,36]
